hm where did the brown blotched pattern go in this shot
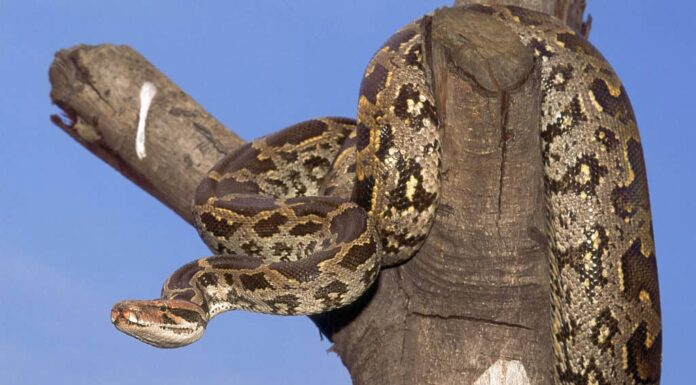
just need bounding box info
[112,9,660,385]
[470,5,661,385]
[354,21,441,265]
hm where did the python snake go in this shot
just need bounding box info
[111,5,661,385]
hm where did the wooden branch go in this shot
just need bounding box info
[50,44,243,224]
[50,2,586,384]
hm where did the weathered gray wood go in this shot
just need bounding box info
[50,45,243,224]
[454,0,590,36]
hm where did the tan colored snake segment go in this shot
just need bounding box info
[111,5,661,385]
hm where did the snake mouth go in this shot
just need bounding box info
[111,300,208,348]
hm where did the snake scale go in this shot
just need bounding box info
[111,5,661,385]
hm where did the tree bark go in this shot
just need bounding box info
[50,1,587,384]
[454,0,589,36]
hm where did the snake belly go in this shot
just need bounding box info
[111,5,661,385]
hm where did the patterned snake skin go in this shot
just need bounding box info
[111,5,661,385]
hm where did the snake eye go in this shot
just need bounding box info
[158,305,167,312]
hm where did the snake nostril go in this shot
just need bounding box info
[110,309,119,323]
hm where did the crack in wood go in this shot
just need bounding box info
[68,50,115,113]
[497,91,511,223]
[410,311,532,331]
[193,122,229,156]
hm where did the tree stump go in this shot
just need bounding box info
[49,1,589,384]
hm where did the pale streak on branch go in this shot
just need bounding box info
[473,360,531,385]
[136,81,157,160]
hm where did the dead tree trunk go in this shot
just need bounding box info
[49,1,588,384]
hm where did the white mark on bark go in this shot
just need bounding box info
[136,81,157,159]
[473,359,530,385]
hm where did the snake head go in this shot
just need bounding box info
[111,299,208,348]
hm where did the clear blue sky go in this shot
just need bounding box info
[0,1,692,384]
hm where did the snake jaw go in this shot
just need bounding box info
[111,299,208,349]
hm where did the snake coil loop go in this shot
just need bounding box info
[112,5,660,384]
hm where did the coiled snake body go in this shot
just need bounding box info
[111,5,661,385]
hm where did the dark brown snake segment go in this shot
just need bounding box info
[111,5,661,385]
